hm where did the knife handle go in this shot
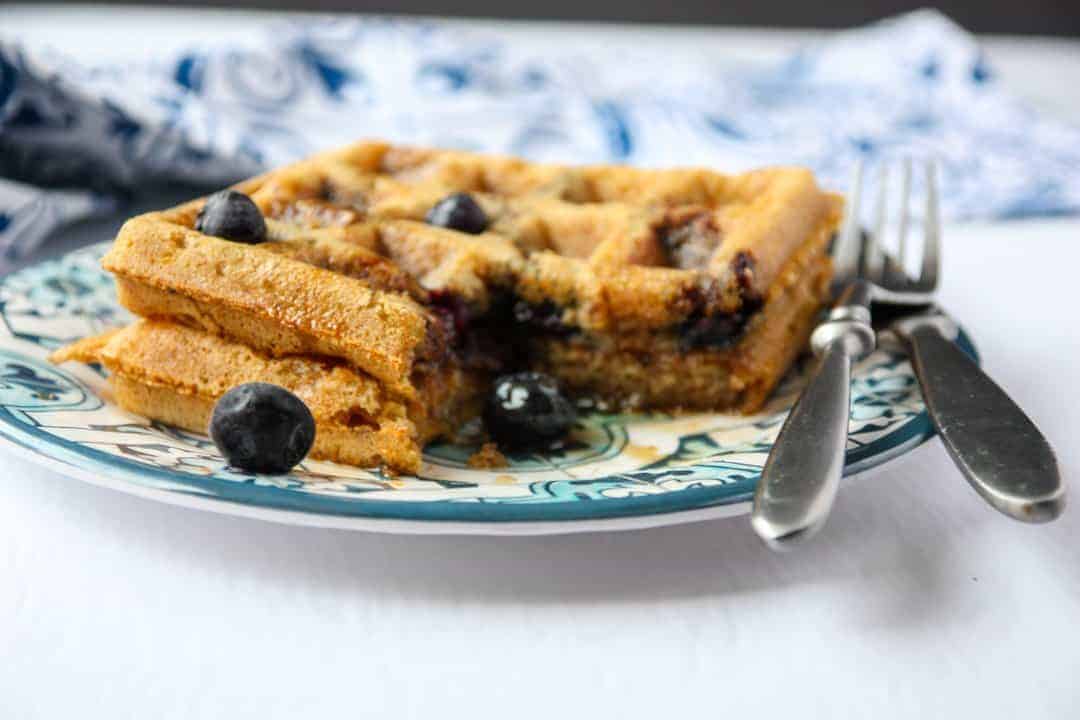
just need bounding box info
[903,321,1064,522]
[751,306,875,550]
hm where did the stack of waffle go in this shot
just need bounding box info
[52,141,842,473]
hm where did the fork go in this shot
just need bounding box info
[750,162,877,549]
[863,159,1064,523]
[753,158,1063,549]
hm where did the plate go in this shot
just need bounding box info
[0,243,974,535]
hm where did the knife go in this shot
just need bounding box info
[891,310,1065,522]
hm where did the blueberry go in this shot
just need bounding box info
[512,299,573,335]
[678,313,747,351]
[196,190,267,244]
[484,372,577,451]
[426,193,488,234]
[678,295,763,351]
[209,383,315,473]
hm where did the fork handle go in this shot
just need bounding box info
[902,320,1065,522]
[752,296,875,550]
[751,342,852,549]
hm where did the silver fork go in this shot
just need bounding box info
[753,159,1063,549]
[865,159,1064,523]
[750,161,877,549]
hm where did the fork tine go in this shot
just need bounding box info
[832,158,865,283]
[920,160,941,291]
[863,163,888,283]
[896,157,912,267]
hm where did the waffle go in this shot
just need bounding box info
[51,140,842,472]
[52,321,482,472]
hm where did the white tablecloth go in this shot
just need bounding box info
[2,7,1079,718]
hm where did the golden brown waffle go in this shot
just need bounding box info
[52,321,481,473]
[52,140,842,471]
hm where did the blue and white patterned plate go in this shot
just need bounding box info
[0,243,975,534]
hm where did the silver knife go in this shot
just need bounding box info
[891,310,1064,522]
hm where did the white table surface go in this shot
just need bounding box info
[2,7,1079,719]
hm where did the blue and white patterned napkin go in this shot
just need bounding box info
[2,9,1079,271]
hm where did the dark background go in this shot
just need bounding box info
[41,0,1080,36]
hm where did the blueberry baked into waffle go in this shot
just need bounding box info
[51,141,842,474]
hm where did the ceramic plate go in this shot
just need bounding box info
[0,243,975,535]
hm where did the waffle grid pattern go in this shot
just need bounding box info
[156,141,836,335]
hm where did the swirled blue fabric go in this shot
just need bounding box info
[2,10,1079,270]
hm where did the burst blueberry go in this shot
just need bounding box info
[196,189,267,244]
[484,372,577,450]
[209,383,316,473]
[426,193,489,234]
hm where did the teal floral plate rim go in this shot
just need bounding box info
[0,244,977,533]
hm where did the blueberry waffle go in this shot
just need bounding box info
[51,141,842,472]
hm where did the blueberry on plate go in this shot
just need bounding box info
[195,189,267,244]
[484,372,577,451]
[426,192,489,234]
[209,383,316,474]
